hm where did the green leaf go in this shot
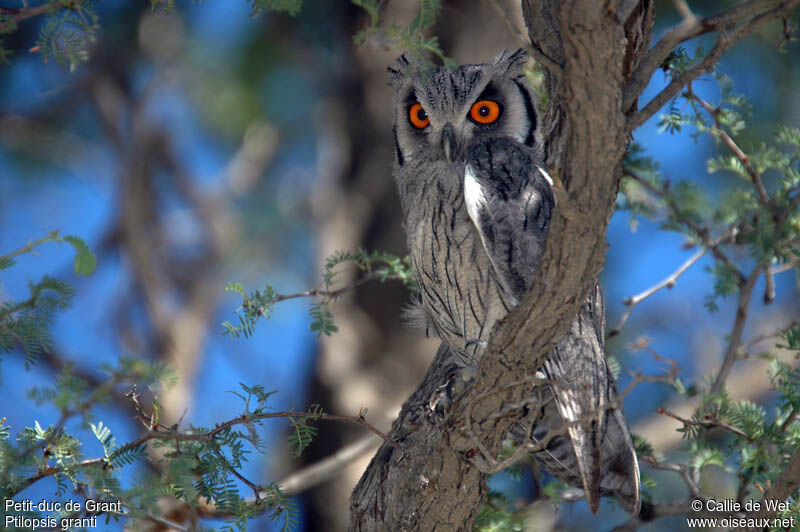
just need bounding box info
[309,301,337,337]
[63,235,97,275]
[0,256,14,270]
[632,434,655,458]
[250,0,303,17]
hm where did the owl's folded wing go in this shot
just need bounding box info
[463,137,554,300]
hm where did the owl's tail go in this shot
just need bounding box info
[541,284,641,515]
[597,407,641,515]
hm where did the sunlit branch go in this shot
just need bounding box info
[609,227,736,337]
[688,84,772,208]
[623,169,746,284]
[710,266,763,395]
[657,406,751,440]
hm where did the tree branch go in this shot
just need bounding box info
[624,0,794,114]
[688,85,772,207]
[10,402,390,497]
[624,168,746,284]
[279,435,380,497]
[628,0,800,129]
[609,227,736,337]
[657,406,751,440]
[734,446,800,531]
[710,266,763,395]
[0,3,51,34]
[155,436,382,520]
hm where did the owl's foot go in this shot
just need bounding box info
[426,366,478,417]
[464,338,487,349]
[462,338,488,361]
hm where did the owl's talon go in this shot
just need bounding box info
[463,338,488,359]
[426,383,450,417]
[426,366,478,417]
[464,338,487,349]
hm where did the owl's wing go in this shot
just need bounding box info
[464,139,640,515]
[463,138,554,299]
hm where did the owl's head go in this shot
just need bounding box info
[388,49,542,167]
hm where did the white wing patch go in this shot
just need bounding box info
[536,165,554,187]
[463,162,522,306]
[463,163,486,229]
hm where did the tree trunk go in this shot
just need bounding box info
[349,2,655,530]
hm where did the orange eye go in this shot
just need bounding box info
[470,100,500,124]
[409,103,430,129]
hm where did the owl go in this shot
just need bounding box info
[388,49,641,516]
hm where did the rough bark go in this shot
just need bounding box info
[350,1,655,530]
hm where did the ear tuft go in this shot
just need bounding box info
[492,48,529,78]
[387,54,412,89]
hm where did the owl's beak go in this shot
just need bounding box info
[441,123,454,163]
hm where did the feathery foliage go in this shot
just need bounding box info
[352,0,455,68]
[224,248,415,340]
[0,231,96,372]
[1,0,305,70]
[619,66,800,314]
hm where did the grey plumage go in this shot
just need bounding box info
[389,49,641,515]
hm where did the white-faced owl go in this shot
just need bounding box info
[388,49,641,515]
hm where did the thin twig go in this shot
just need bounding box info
[739,319,800,356]
[158,436,384,520]
[711,265,763,395]
[644,456,704,500]
[14,457,108,496]
[211,445,263,501]
[688,85,771,208]
[273,272,379,303]
[769,259,799,275]
[0,231,61,262]
[624,168,746,285]
[610,227,736,337]
[0,3,51,33]
[657,406,751,440]
[11,403,392,497]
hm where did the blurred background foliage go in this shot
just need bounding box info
[0,1,799,531]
